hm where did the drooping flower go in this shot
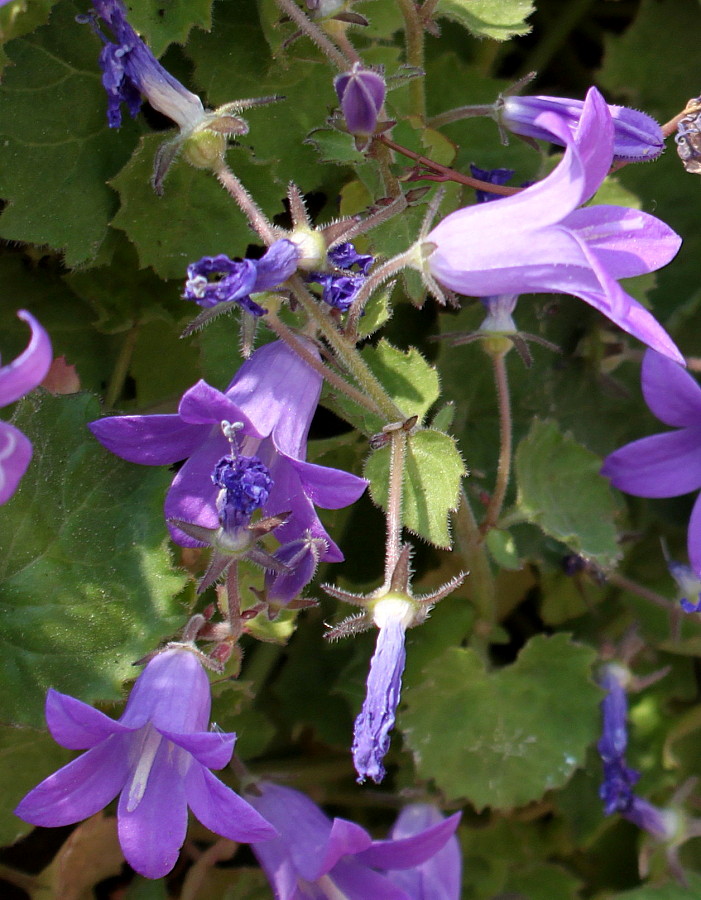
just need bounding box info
[0,310,52,504]
[89,340,367,559]
[601,349,701,577]
[264,532,328,607]
[183,240,300,313]
[421,87,683,365]
[334,63,386,144]
[383,804,462,900]
[246,780,461,900]
[500,93,665,162]
[15,647,276,879]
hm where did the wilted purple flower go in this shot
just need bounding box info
[15,647,276,879]
[89,340,367,558]
[352,596,415,784]
[501,94,665,162]
[247,781,461,899]
[601,350,701,576]
[334,63,386,141]
[0,310,52,505]
[306,241,374,312]
[469,164,515,203]
[383,804,462,900]
[424,87,683,365]
[663,553,701,613]
[89,0,206,130]
[183,240,299,313]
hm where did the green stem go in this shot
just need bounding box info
[453,487,497,637]
[274,0,349,70]
[385,426,408,582]
[105,325,139,408]
[289,274,403,422]
[396,0,426,119]
[213,160,275,244]
[482,348,512,534]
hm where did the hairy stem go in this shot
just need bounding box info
[396,0,426,118]
[385,426,408,582]
[453,488,497,638]
[105,324,139,408]
[482,349,512,534]
[275,0,349,70]
[213,161,276,244]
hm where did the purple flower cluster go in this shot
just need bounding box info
[183,240,300,314]
[307,241,374,311]
[425,88,683,364]
[0,310,52,505]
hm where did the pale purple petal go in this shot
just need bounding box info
[332,859,409,900]
[383,806,462,900]
[45,689,135,749]
[164,432,229,545]
[357,812,461,869]
[352,619,407,784]
[307,818,373,880]
[178,380,260,434]
[160,729,235,769]
[597,666,629,760]
[0,310,52,406]
[642,350,701,427]
[117,740,189,879]
[15,735,130,827]
[0,421,32,505]
[687,491,701,578]
[288,457,368,509]
[185,765,277,842]
[121,648,212,732]
[602,429,701,497]
[89,414,205,465]
[265,535,326,604]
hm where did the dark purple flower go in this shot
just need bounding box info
[306,241,374,311]
[213,454,273,530]
[183,240,299,314]
[247,781,461,899]
[501,94,665,162]
[353,596,413,784]
[14,647,276,879]
[601,350,701,576]
[424,88,683,364]
[89,0,206,130]
[328,242,374,275]
[383,805,462,900]
[0,310,52,504]
[89,340,367,559]
[334,63,386,140]
[469,164,515,203]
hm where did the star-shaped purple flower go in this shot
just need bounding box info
[601,349,701,577]
[424,87,683,364]
[247,781,461,899]
[89,340,367,559]
[0,310,52,504]
[15,647,276,879]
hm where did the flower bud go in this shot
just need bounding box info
[334,63,386,141]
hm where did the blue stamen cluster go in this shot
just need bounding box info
[213,455,274,529]
[307,241,374,312]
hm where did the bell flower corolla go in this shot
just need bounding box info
[89,340,367,559]
[601,349,701,577]
[501,93,665,162]
[183,240,300,314]
[14,647,276,879]
[423,87,683,365]
[383,804,462,900]
[0,310,52,504]
[246,781,461,900]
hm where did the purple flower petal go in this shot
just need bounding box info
[252,239,300,291]
[332,859,409,900]
[687,491,701,577]
[602,428,701,497]
[642,350,701,427]
[352,617,407,784]
[185,765,277,843]
[15,735,130,827]
[0,422,32,505]
[288,457,368,509]
[89,414,205,466]
[357,812,461,869]
[45,689,135,749]
[117,739,189,879]
[0,310,52,406]
[178,380,259,434]
[160,729,235,769]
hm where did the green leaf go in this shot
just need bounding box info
[486,528,521,570]
[401,634,601,809]
[613,876,701,899]
[126,0,214,57]
[0,1,140,266]
[0,392,187,727]
[0,725,72,844]
[365,428,465,548]
[436,0,534,40]
[515,419,622,569]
